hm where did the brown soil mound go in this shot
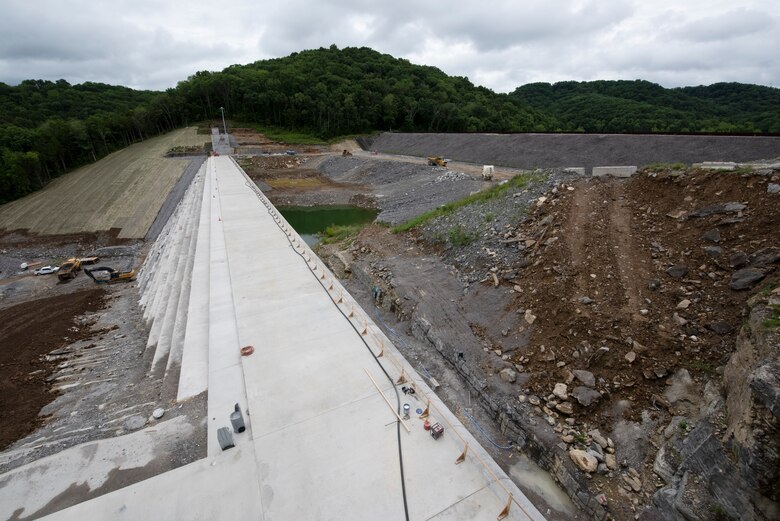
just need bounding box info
[511,169,779,425]
[0,288,106,449]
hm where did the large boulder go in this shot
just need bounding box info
[665,264,689,279]
[572,386,602,407]
[730,268,766,291]
[748,247,780,268]
[569,449,598,473]
[553,382,568,400]
[573,369,596,388]
[499,367,517,383]
[688,202,746,218]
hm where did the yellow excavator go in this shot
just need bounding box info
[427,156,448,167]
[84,266,136,284]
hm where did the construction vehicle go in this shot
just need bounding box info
[84,266,136,284]
[482,165,494,180]
[79,256,100,265]
[427,156,448,167]
[342,149,353,157]
[57,258,81,281]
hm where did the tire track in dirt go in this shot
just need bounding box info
[566,180,649,323]
[609,183,651,321]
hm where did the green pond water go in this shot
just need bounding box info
[278,206,378,246]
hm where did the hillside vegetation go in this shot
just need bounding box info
[510,80,780,133]
[0,80,186,203]
[2,46,779,206]
[177,46,556,136]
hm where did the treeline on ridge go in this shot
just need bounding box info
[510,80,780,134]
[2,46,780,204]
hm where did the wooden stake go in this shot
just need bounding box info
[377,340,384,358]
[361,320,369,335]
[419,401,429,419]
[336,292,344,304]
[497,494,513,520]
[348,305,355,318]
[364,369,411,433]
[455,443,469,465]
[396,368,407,385]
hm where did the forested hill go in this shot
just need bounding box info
[0,80,157,128]
[510,80,780,133]
[2,46,780,204]
[177,46,556,134]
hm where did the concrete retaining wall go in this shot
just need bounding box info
[369,132,780,172]
[592,166,637,178]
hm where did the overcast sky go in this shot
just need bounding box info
[1,0,778,93]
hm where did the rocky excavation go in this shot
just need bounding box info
[314,159,780,520]
[1,125,778,520]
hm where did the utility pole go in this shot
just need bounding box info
[219,107,227,138]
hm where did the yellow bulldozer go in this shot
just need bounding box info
[427,156,448,167]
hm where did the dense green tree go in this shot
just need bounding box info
[2,47,779,205]
[168,47,556,136]
[509,79,780,133]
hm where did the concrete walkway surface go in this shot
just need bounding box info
[6,156,546,521]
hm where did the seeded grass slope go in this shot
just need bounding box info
[392,173,537,232]
[0,128,206,239]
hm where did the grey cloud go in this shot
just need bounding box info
[0,0,778,92]
[437,0,635,51]
[0,5,130,61]
[677,8,774,43]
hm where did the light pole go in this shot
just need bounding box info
[219,106,227,138]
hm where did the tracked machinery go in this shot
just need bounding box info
[84,266,136,284]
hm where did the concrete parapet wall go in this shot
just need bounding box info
[592,166,637,178]
[693,161,738,170]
